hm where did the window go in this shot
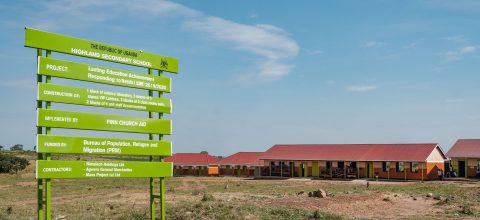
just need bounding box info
[477,160,480,172]
[338,161,345,169]
[382,162,390,172]
[349,161,357,169]
[396,162,404,172]
[411,162,419,173]
[326,161,332,170]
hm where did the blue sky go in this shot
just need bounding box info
[0,0,479,156]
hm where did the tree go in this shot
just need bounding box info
[200,151,209,154]
[10,144,23,151]
[0,145,3,151]
[0,154,29,174]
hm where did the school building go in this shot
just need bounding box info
[165,153,219,176]
[215,152,264,177]
[446,139,480,178]
[259,143,447,181]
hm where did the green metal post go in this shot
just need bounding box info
[36,49,44,220]
[45,50,52,220]
[150,159,155,219]
[148,68,155,219]
[160,160,165,220]
[158,70,166,220]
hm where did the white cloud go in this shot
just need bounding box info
[258,60,294,79]
[32,0,299,81]
[33,0,198,29]
[346,85,377,92]
[422,0,480,12]
[432,66,447,73]
[185,17,299,79]
[305,49,324,55]
[404,42,417,49]
[0,79,35,89]
[460,46,476,53]
[362,41,385,48]
[445,35,467,44]
[445,46,476,61]
[249,13,258,19]
[122,0,199,16]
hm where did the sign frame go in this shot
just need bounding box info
[28,27,177,220]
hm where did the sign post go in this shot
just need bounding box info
[27,27,178,220]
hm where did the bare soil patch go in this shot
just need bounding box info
[262,192,441,219]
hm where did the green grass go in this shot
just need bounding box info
[166,201,343,220]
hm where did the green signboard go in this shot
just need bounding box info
[38,57,171,92]
[37,109,171,134]
[37,160,173,179]
[29,27,176,220]
[26,28,178,72]
[38,83,172,113]
[37,135,172,156]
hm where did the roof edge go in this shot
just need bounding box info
[258,158,435,162]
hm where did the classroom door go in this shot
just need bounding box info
[458,160,466,177]
[444,161,450,175]
[366,162,374,178]
[301,163,308,177]
[312,161,319,177]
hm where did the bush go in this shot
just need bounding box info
[201,192,214,202]
[461,204,474,215]
[0,153,29,174]
[10,144,23,151]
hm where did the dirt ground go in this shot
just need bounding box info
[167,177,480,219]
[1,161,479,219]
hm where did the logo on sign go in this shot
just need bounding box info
[160,59,168,69]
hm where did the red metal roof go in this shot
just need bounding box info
[260,144,444,162]
[216,152,264,166]
[165,153,219,166]
[446,139,480,158]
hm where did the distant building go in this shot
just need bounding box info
[446,139,480,178]
[215,152,264,177]
[260,143,446,181]
[165,153,219,176]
